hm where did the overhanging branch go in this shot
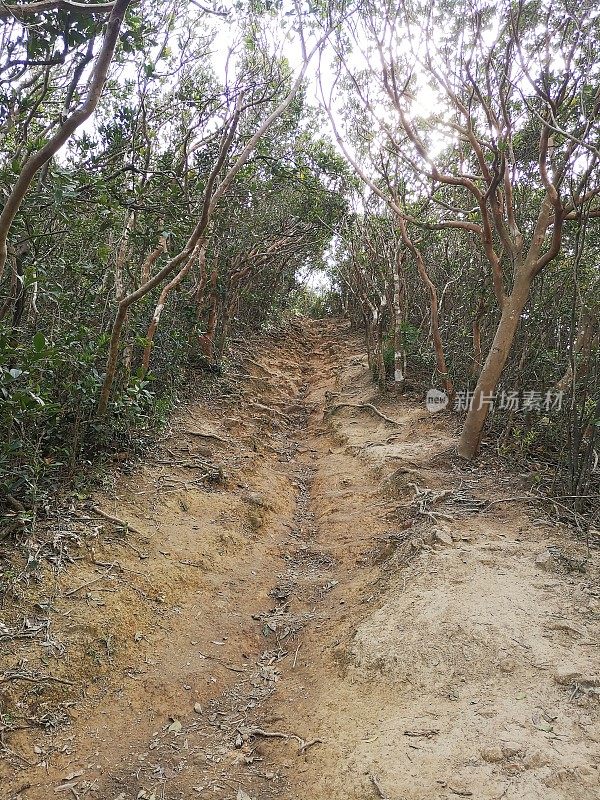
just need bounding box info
[0,1,119,19]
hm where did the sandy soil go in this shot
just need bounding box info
[1,319,599,800]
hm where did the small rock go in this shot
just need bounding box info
[481,745,504,763]
[524,749,549,769]
[411,537,424,551]
[501,741,523,759]
[248,509,265,531]
[554,665,583,685]
[535,550,555,571]
[499,658,517,674]
[243,491,269,509]
[434,529,453,546]
[194,703,203,714]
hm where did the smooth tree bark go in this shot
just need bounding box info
[330,0,600,458]
[140,240,207,375]
[322,85,454,397]
[0,0,132,281]
[392,247,406,385]
[98,106,241,413]
[98,24,329,413]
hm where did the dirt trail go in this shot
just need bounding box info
[2,319,599,800]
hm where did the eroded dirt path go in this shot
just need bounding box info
[2,319,599,800]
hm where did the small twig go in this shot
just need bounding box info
[403,729,439,738]
[7,782,31,799]
[197,651,246,674]
[247,727,290,741]
[292,642,301,668]
[184,429,228,443]
[246,726,322,755]
[297,737,322,754]
[90,506,145,536]
[64,565,117,597]
[0,672,74,686]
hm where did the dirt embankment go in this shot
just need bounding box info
[1,319,599,800]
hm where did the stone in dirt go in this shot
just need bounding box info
[554,664,584,685]
[480,744,504,763]
[535,550,555,571]
[501,741,524,759]
[434,529,453,546]
[243,490,269,509]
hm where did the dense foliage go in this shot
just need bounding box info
[0,0,598,524]
[0,1,351,515]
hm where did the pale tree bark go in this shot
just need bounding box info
[141,240,206,374]
[458,276,532,458]
[97,107,240,414]
[556,308,598,392]
[321,87,453,396]
[472,293,486,377]
[330,2,600,458]
[458,191,560,457]
[98,25,328,413]
[392,247,406,384]
[396,216,453,398]
[0,0,131,281]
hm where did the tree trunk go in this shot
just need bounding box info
[396,216,453,398]
[472,293,486,377]
[97,303,128,416]
[458,277,531,459]
[141,241,204,375]
[393,249,406,384]
[0,0,131,280]
[556,309,597,392]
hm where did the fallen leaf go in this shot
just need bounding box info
[168,719,182,733]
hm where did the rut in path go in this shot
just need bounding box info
[1,319,599,800]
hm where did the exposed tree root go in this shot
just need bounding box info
[327,402,402,426]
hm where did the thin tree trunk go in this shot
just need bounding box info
[204,271,219,362]
[97,33,323,414]
[392,249,406,384]
[0,0,131,281]
[556,309,596,392]
[141,240,204,375]
[97,238,167,414]
[403,226,453,398]
[472,293,486,377]
[458,278,531,459]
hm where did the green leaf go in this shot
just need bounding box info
[33,332,46,352]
